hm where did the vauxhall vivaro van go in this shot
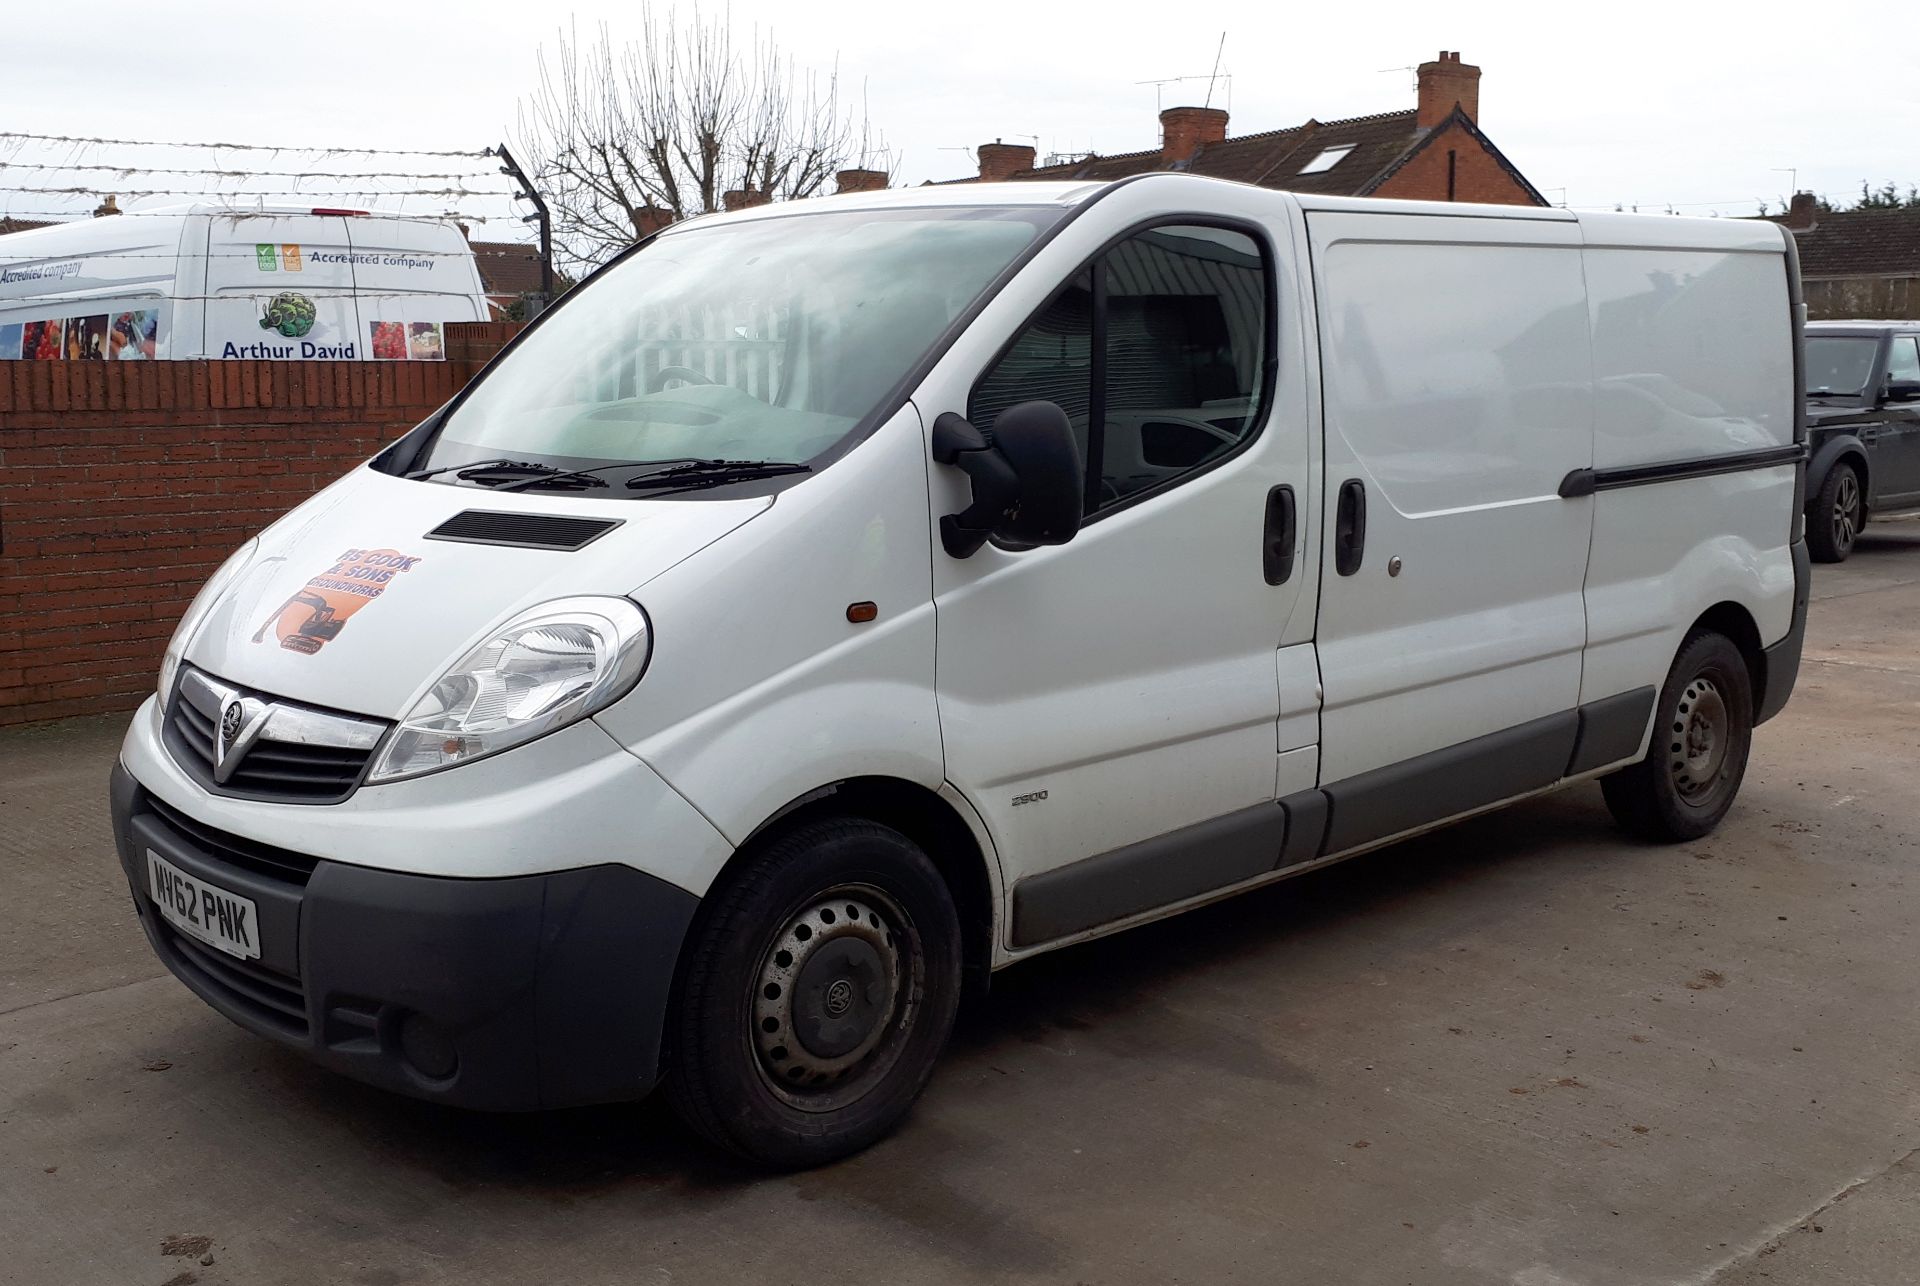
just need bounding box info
[108,175,1808,1167]
[0,205,489,362]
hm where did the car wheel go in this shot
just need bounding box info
[666,816,962,1169]
[1601,630,1755,843]
[1808,461,1863,563]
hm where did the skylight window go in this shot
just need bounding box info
[1298,144,1356,175]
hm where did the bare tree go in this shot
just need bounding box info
[514,8,889,270]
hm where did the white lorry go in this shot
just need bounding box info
[0,204,490,362]
[108,174,1809,1168]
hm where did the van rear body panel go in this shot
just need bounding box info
[0,205,490,360]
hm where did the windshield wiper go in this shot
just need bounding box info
[624,459,812,491]
[404,456,531,481]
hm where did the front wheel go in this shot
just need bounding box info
[1601,630,1754,842]
[665,817,962,1169]
[1808,461,1863,562]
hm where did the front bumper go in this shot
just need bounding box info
[110,763,699,1110]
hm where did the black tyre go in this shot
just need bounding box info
[1601,631,1754,842]
[665,816,962,1169]
[1808,461,1863,563]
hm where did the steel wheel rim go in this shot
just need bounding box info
[750,883,920,1112]
[1833,472,1860,550]
[1668,676,1730,803]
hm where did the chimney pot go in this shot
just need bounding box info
[1159,106,1229,163]
[835,168,889,195]
[1784,191,1819,231]
[976,141,1037,182]
[1416,49,1481,130]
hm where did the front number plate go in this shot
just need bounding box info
[146,849,260,961]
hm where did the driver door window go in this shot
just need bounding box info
[970,223,1271,516]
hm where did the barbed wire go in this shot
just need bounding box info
[0,162,501,182]
[0,247,530,261]
[3,183,514,200]
[0,131,494,158]
[0,208,530,225]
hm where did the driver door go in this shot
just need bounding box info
[919,191,1319,949]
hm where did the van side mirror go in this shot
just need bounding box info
[932,404,1084,558]
[1885,379,1920,403]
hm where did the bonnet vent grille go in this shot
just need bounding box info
[425,510,623,551]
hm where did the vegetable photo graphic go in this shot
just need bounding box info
[259,292,318,338]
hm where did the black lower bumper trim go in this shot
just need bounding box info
[1757,537,1810,726]
[111,763,700,1111]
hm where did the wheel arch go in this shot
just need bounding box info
[732,777,1002,1001]
[1808,434,1871,508]
[1689,601,1767,710]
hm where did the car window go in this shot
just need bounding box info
[1888,336,1920,385]
[970,223,1270,516]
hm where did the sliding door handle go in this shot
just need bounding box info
[1263,485,1296,585]
[1334,478,1366,576]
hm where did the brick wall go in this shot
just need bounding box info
[0,331,516,726]
[1371,127,1538,206]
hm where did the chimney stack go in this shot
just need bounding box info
[977,140,1037,183]
[93,194,122,218]
[835,168,889,195]
[1159,106,1229,163]
[631,205,674,238]
[1416,51,1481,130]
[1783,191,1820,231]
[723,188,771,212]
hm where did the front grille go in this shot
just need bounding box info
[160,926,309,1038]
[164,667,386,804]
[144,795,320,887]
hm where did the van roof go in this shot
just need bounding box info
[680,173,1785,252]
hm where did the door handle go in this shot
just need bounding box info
[1263,485,1296,585]
[1334,478,1366,576]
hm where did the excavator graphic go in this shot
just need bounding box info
[252,589,348,654]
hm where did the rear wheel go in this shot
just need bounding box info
[1601,630,1754,842]
[1808,461,1863,563]
[665,816,962,1169]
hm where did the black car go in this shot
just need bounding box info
[1804,321,1920,561]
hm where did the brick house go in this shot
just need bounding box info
[1773,193,1920,321]
[948,50,1544,207]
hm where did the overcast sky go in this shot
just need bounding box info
[4,0,1916,239]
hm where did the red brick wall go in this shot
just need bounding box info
[1372,124,1539,206]
[0,335,516,726]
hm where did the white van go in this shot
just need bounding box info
[0,205,489,362]
[107,175,1808,1168]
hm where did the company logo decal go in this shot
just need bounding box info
[251,547,422,655]
[256,243,303,273]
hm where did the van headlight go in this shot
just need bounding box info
[366,596,651,783]
[158,539,259,711]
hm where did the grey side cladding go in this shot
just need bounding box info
[1565,687,1656,776]
[1318,709,1579,856]
[1009,803,1287,948]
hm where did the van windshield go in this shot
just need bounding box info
[413,206,1059,490]
[1805,336,1878,397]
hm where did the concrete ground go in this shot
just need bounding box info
[3,523,1918,1286]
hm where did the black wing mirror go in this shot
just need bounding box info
[932,402,1084,558]
[1884,379,1920,403]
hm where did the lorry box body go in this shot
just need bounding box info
[106,174,1808,1167]
[0,205,489,361]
